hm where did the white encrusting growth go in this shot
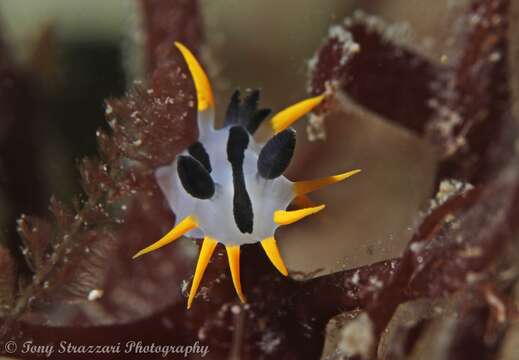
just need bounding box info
[87,289,104,301]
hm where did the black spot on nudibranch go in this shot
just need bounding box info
[188,142,212,172]
[258,129,296,179]
[227,126,254,234]
[224,89,271,135]
[177,155,215,199]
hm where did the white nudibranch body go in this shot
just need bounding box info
[156,120,294,245]
[132,42,361,309]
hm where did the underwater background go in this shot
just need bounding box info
[0,0,518,359]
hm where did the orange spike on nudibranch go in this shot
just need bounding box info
[132,215,198,259]
[174,42,214,111]
[187,236,218,309]
[270,95,324,134]
[293,169,361,196]
[226,245,245,303]
[273,204,326,226]
[261,237,288,276]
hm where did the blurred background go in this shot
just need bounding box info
[0,1,517,359]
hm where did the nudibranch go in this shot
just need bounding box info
[133,42,360,309]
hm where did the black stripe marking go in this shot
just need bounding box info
[188,141,212,172]
[227,126,253,233]
[177,155,215,199]
[257,129,296,179]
